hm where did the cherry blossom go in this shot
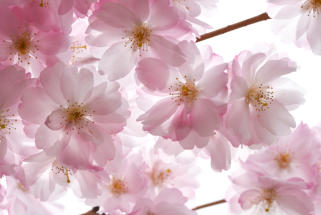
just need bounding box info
[267,0,321,54]
[19,63,130,169]
[129,188,196,215]
[0,4,70,74]
[224,51,304,147]
[137,42,228,149]
[86,0,187,80]
[228,171,314,215]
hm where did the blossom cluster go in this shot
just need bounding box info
[0,0,320,214]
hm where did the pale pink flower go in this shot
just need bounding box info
[228,171,314,215]
[137,42,228,149]
[267,0,321,54]
[87,153,148,214]
[0,5,69,74]
[86,0,186,80]
[224,51,304,147]
[129,188,196,215]
[243,123,321,184]
[143,148,199,198]
[4,176,63,215]
[19,63,130,169]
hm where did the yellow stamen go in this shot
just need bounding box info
[275,153,291,169]
[124,23,151,52]
[246,84,274,111]
[302,0,321,16]
[109,178,128,196]
[169,76,199,105]
[150,168,172,186]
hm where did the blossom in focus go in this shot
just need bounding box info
[19,63,130,169]
[86,0,187,80]
[137,42,228,149]
[224,51,304,147]
[267,0,321,54]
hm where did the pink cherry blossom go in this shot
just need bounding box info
[86,151,148,214]
[243,123,321,184]
[267,0,321,54]
[228,171,314,215]
[0,5,69,74]
[224,51,304,147]
[19,63,130,169]
[86,0,187,80]
[143,148,199,198]
[129,188,196,215]
[137,42,228,149]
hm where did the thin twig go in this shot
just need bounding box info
[196,12,271,42]
[192,199,227,211]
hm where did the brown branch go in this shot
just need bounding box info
[196,12,271,42]
[81,207,105,215]
[192,199,227,211]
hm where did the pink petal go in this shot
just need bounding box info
[277,192,314,215]
[125,0,150,21]
[167,107,192,141]
[98,42,137,81]
[35,124,61,150]
[86,82,122,115]
[150,35,185,66]
[242,52,266,83]
[45,109,67,130]
[137,98,178,134]
[230,75,249,100]
[61,67,94,103]
[256,101,295,136]
[238,189,261,210]
[58,0,74,15]
[225,99,251,147]
[149,0,179,30]
[191,99,220,137]
[136,58,169,91]
[198,63,228,97]
[94,136,115,165]
[19,87,56,124]
[37,32,69,55]
[255,58,297,84]
[179,131,209,149]
[40,63,67,106]
[206,134,231,171]
[96,2,139,28]
[307,18,321,55]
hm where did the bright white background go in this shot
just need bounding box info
[60,0,321,214]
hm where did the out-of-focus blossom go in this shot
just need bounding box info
[86,0,187,80]
[58,0,97,17]
[129,188,196,215]
[228,171,314,215]
[0,4,70,74]
[224,51,304,147]
[19,63,130,169]
[267,0,321,54]
[243,123,321,184]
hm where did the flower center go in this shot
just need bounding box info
[65,102,89,126]
[302,0,321,16]
[51,160,72,183]
[275,153,291,169]
[246,84,274,111]
[39,0,48,7]
[261,188,277,212]
[8,31,39,64]
[125,23,152,52]
[0,109,17,135]
[150,168,172,186]
[170,76,199,105]
[109,178,128,196]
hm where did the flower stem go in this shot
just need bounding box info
[196,12,271,42]
[192,199,227,210]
